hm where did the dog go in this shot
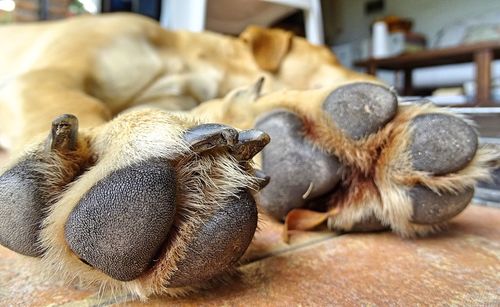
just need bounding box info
[0,13,496,300]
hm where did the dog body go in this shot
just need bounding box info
[0,13,371,153]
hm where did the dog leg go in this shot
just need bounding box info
[251,82,495,236]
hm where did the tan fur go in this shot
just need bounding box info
[240,26,293,72]
[0,13,376,154]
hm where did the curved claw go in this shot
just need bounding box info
[254,169,270,190]
[184,124,239,153]
[48,114,79,152]
[231,129,270,161]
[251,76,265,101]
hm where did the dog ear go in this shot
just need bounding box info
[240,26,292,72]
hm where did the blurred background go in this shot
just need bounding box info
[2,0,500,105]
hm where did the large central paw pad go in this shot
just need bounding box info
[256,110,341,219]
[255,83,493,237]
[64,159,177,281]
[0,111,269,298]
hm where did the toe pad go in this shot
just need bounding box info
[65,159,176,281]
[0,159,47,257]
[322,82,398,140]
[410,185,474,225]
[410,113,478,175]
[256,110,342,220]
[167,191,257,287]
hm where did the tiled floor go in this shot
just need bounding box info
[0,205,499,306]
[1,145,499,306]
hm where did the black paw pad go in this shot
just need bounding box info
[410,113,478,175]
[0,159,48,257]
[322,82,398,140]
[256,110,342,220]
[167,190,257,287]
[65,159,176,281]
[410,185,474,225]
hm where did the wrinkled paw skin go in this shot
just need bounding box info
[256,82,495,237]
[0,110,268,299]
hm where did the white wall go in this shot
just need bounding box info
[325,0,500,89]
[328,0,500,46]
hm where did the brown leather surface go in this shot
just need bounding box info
[0,205,499,306]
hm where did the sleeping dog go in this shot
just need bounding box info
[0,13,496,300]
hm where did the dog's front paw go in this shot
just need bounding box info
[254,83,495,237]
[0,110,269,299]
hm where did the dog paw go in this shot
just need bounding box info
[255,82,492,236]
[0,114,91,257]
[0,110,269,298]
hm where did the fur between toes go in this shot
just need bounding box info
[327,104,494,237]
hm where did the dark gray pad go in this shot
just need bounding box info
[256,110,342,220]
[410,185,474,225]
[410,113,478,175]
[65,159,176,281]
[322,82,398,140]
[167,190,257,287]
[0,159,48,257]
[0,114,82,257]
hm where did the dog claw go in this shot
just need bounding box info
[48,114,79,152]
[231,129,270,161]
[184,124,239,153]
[254,169,270,190]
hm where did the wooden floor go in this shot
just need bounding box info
[0,205,499,306]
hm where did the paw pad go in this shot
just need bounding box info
[255,83,490,237]
[256,110,341,220]
[410,113,478,175]
[322,82,398,140]
[65,159,177,281]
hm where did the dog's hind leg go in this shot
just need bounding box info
[219,82,497,237]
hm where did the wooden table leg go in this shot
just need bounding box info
[367,62,377,75]
[404,69,413,96]
[474,48,493,106]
